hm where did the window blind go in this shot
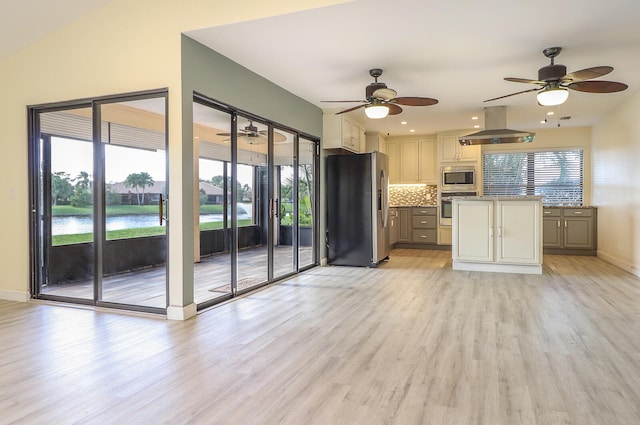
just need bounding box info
[483,149,583,206]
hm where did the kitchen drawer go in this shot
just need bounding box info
[543,208,561,217]
[412,229,436,243]
[413,207,436,216]
[412,216,437,229]
[388,208,398,218]
[564,208,592,217]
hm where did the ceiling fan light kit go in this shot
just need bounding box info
[537,86,569,106]
[365,103,389,119]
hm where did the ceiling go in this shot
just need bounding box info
[3,0,640,137]
[186,0,640,136]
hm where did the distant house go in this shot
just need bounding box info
[198,181,224,204]
[108,180,223,205]
[108,181,167,205]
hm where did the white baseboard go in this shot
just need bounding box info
[166,303,197,321]
[0,289,30,302]
[597,250,640,278]
[452,260,542,275]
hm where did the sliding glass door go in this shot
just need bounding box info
[192,96,319,309]
[30,91,168,313]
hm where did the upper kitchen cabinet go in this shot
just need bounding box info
[323,113,364,153]
[438,132,480,163]
[364,131,386,154]
[386,137,436,184]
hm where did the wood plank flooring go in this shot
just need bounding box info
[1,249,640,424]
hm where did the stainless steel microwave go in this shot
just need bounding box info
[441,166,476,191]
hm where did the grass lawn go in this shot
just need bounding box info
[52,219,253,245]
[52,204,225,216]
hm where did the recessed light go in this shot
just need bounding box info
[472,116,478,120]
[540,120,546,124]
[473,125,480,129]
[401,121,407,125]
[409,129,415,133]
[547,111,555,116]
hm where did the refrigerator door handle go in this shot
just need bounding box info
[381,169,389,228]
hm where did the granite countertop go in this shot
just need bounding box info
[452,196,597,208]
[389,204,438,208]
[455,195,543,201]
[542,205,597,209]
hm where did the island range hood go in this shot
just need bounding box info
[458,106,535,145]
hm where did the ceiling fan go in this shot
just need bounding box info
[322,69,438,119]
[216,121,287,144]
[485,47,628,106]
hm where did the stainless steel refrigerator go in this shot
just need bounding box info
[326,151,390,267]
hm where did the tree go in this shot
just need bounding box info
[74,171,91,190]
[124,172,155,205]
[51,171,73,206]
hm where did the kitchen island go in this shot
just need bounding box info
[452,196,542,274]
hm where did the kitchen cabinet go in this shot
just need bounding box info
[365,131,386,153]
[386,140,400,183]
[438,132,480,163]
[323,114,363,153]
[389,208,398,245]
[452,197,542,274]
[411,207,437,244]
[396,207,411,243]
[543,207,597,255]
[386,138,436,184]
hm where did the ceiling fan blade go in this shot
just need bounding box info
[258,130,288,143]
[563,66,613,82]
[372,88,397,100]
[484,87,542,102]
[390,97,439,106]
[388,104,403,115]
[504,77,545,85]
[566,80,628,93]
[321,100,367,103]
[335,104,367,115]
[216,130,250,137]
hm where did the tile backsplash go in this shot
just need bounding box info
[389,184,437,206]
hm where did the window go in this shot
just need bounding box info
[483,149,583,206]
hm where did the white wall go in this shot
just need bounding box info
[592,90,640,276]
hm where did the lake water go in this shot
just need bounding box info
[52,204,252,235]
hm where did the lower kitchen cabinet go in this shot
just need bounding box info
[452,198,542,274]
[397,208,411,243]
[411,207,437,244]
[543,207,597,255]
[393,207,437,246]
[389,208,398,245]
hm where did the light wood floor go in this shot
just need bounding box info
[2,249,640,424]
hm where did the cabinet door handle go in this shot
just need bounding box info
[557,220,560,228]
[544,211,552,214]
[420,235,427,238]
[489,226,493,238]
[564,220,568,228]
[420,221,427,224]
[573,211,583,215]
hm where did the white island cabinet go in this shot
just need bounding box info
[452,196,543,274]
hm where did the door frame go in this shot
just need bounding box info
[28,88,169,314]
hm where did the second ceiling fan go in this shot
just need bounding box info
[485,47,628,106]
[322,69,438,119]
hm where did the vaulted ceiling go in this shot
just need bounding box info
[4,0,640,136]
